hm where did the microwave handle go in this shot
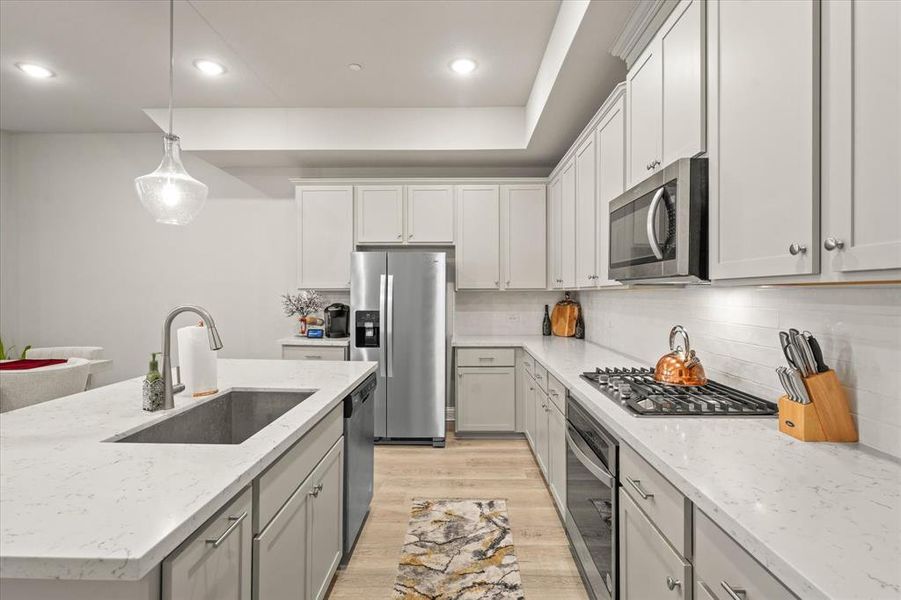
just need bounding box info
[646,187,666,260]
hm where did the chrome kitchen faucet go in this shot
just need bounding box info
[160,305,223,410]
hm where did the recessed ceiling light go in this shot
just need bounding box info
[16,62,54,79]
[193,59,226,76]
[450,58,477,75]
[348,63,363,72]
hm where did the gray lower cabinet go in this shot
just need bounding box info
[253,438,344,600]
[163,487,253,600]
[547,403,566,515]
[619,490,691,600]
[523,374,536,448]
[694,508,797,600]
[456,366,516,432]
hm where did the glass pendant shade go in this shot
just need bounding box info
[135,134,208,225]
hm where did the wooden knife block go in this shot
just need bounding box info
[777,370,858,442]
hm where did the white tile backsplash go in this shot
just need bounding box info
[454,291,569,336]
[579,285,901,457]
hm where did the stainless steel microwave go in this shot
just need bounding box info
[608,157,708,283]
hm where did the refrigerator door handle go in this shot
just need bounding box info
[378,274,387,377]
[386,274,395,377]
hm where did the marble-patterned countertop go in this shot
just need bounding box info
[277,336,350,347]
[0,358,376,581]
[453,335,901,600]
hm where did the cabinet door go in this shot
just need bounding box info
[297,187,353,289]
[535,395,550,477]
[547,177,562,288]
[595,91,627,288]
[619,491,691,600]
[308,440,344,600]
[253,479,311,600]
[559,160,577,289]
[456,367,516,432]
[406,185,455,244]
[708,0,819,280]
[547,404,567,515]
[355,185,404,244]
[627,40,663,187]
[501,184,547,289]
[163,488,252,600]
[822,0,901,274]
[456,185,501,289]
[661,0,705,165]
[575,136,598,288]
[524,375,536,449]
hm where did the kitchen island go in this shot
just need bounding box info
[0,358,376,598]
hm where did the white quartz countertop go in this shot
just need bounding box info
[0,358,376,581]
[277,336,350,347]
[453,335,901,600]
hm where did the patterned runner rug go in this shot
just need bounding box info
[392,499,525,600]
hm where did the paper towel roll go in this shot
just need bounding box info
[177,324,218,397]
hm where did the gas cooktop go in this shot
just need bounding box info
[580,367,777,417]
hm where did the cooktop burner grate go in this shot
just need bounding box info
[580,367,777,417]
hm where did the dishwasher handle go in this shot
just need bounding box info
[344,374,377,418]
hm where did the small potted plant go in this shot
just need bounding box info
[281,290,325,335]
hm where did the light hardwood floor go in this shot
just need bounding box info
[328,429,589,599]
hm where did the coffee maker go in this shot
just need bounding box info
[324,303,350,338]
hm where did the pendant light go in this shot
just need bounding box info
[135,0,208,225]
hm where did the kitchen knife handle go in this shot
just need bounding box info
[804,333,829,373]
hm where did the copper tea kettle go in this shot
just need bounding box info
[654,325,707,386]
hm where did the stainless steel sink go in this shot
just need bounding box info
[114,390,314,445]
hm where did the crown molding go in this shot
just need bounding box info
[609,0,680,69]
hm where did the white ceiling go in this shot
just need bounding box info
[0,0,559,131]
[0,0,635,173]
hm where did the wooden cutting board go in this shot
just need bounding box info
[551,300,580,337]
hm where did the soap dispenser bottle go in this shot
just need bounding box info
[142,352,164,412]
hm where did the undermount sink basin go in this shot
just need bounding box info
[113,390,314,445]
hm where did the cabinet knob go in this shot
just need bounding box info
[397,233,402,239]
[788,242,807,256]
[652,159,661,168]
[646,163,653,171]
[666,576,682,591]
[495,280,500,286]
[408,233,414,239]
[823,237,845,251]
[309,483,323,497]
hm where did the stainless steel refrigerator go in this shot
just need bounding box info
[350,251,446,446]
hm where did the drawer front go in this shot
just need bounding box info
[163,487,253,600]
[694,508,797,600]
[533,362,549,393]
[254,405,343,532]
[620,443,689,557]
[282,346,346,361]
[546,373,566,412]
[522,352,535,377]
[456,347,515,367]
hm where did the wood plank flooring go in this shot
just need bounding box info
[328,430,589,600]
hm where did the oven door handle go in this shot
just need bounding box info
[566,427,614,487]
[646,187,666,260]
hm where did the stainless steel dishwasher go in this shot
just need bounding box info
[342,373,376,561]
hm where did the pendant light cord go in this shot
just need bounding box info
[168,0,174,137]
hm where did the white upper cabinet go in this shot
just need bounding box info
[355,185,404,243]
[501,184,547,289]
[456,185,501,289]
[661,0,705,166]
[297,186,353,290]
[707,0,819,280]
[405,184,455,244]
[575,136,598,288]
[547,176,562,288]
[595,88,627,288]
[822,0,901,275]
[627,0,705,188]
[554,160,577,289]
[627,44,662,188]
